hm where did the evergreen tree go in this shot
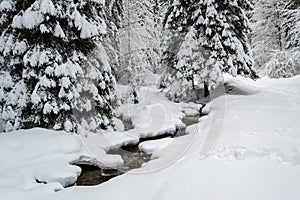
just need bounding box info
[0,0,116,132]
[104,0,123,78]
[286,0,300,9]
[284,0,300,51]
[265,50,296,78]
[161,0,256,99]
[282,0,300,75]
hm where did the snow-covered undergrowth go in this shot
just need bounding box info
[2,75,300,200]
[117,85,202,138]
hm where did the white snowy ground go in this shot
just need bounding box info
[1,75,300,200]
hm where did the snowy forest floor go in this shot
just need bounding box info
[1,75,300,200]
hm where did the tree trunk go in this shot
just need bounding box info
[204,81,209,97]
[133,90,139,104]
[192,75,195,90]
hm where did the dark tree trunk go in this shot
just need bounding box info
[133,90,139,104]
[204,81,209,97]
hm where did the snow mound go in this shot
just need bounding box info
[0,128,84,189]
[223,73,260,95]
[0,127,139,196]
[139,138,174,154]
[118,86,202,139]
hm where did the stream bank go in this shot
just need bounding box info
[76,113,203,186]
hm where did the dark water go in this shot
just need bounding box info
[76,165,114,186]
[175,114,200,137]
[182,115,200,126]
[76,151,151,186]
[107,148,151,171]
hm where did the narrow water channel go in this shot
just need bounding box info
[76,165,113,186]
[76,113,201,186]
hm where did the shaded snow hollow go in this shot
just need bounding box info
[1,75,300,200]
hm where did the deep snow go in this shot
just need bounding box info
[1,75,300,200]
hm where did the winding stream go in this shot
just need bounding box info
[76,113,202,186]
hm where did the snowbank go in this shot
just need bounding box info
[0,127,138,199]
[0,128,84,191]
[2,76,300,200]
[138,137,174,154]
[44,75,300,200]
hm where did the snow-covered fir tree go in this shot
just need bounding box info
[0,0,116,133]
[286,0,300,9]
[103,0,123,79]
[284,0,300,49]
[265,50,296,78]
[161,0,257,99]
[160,0,196,96]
